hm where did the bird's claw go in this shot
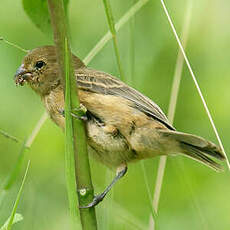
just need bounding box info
[72,104,88,121]
[58,108,88,121]
[71,112,88,121]
[73,104,87,113]
[79,193,105,209]
[59,109,65,117]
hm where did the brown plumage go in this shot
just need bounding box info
[14,45,225,207]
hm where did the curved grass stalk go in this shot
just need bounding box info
[160,0,229,169]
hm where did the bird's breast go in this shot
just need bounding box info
[42,87,65,129]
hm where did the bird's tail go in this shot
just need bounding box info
[159,130,226,171]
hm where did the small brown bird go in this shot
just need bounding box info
[14,46,225,207]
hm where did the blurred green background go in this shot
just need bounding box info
[1,0,230,229]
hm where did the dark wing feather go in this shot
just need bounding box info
[76,68,175,130]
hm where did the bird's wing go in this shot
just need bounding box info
[76,68,175,130]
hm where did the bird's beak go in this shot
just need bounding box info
[14,64,32,86]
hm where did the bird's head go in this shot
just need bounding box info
[14,45,85,96]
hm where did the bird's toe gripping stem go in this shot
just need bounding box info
[59,104,88,121]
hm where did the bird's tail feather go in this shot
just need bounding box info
[159,130,225,171]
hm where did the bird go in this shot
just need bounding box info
[14,45,225,208]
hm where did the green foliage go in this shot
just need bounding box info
[22,0,69,35]
[0,214,23,230]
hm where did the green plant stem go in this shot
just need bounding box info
[47,0,97,229]
[102,0,124,81]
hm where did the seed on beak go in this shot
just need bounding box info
[14,64,32,86]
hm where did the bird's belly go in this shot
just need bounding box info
[86,120,136,168]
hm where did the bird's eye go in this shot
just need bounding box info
[35,61,45,69]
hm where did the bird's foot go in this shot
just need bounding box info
[58,106,88,121]
[73,104,87,113]
[71,112,88,121]
[79,193,106,209]
[80,165,127,209]
[59,109,65,117]
[72,104,88,121]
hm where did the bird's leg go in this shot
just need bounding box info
[80,164,127,208]
[58,104,88,121]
